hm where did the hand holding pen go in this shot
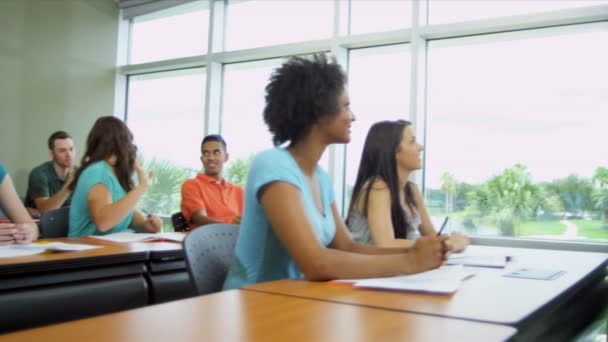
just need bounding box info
[436,216,470,252]
[437,217,449,236]
[435,216,453,255]
[142,209,163,233]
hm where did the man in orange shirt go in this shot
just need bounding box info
[180,134,244,229]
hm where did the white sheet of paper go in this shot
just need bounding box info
[351,265,476,294]
[446,253,509,268]
[0,245,46,258]
[41,242,101,252]
[89,232,185,243]
[0,242,100,258]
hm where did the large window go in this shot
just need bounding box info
[120,0,608,250]
[130,1,209,64]
[429,0,608,25]
[350,0,412,34]
[225,0,333,51]
[127,68,206,215]
[221,59,280,186]
[425,24,608,240]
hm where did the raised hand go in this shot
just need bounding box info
[65,167,76,186]
[134,160,153,189]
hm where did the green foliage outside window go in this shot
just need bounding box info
[226,155,254,188]
[433,164,608,239]
[137,157,192,218]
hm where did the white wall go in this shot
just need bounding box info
[0,0,119,194]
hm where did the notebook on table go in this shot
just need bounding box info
[336,265,476,295]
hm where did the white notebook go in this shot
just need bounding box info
[351,265,475,294]
[446,253,510,268]
[88,232,185,243]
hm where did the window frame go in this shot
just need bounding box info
[115,0,608,252]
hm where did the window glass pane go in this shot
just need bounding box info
[425,24,608,241]
[130,1,209,64]
[222,59,278,187]
[222,58,329,188]
[429,0,608,25]
[350,0,412,35]
[225,0,333,51]
[346,45,411,210]
[127,68,206,216]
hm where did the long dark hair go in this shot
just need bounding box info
[69,116,137,192]
[347,119,417,239]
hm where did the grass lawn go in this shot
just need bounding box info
[425,211,608,241]
[572,220,608,240]
[515,220,566,237]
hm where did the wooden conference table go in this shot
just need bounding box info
[0,237,193,333]
[0,289,517,342]
[0,242,604,340]
[244,246,608,341]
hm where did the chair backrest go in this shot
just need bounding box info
[39,207,70,238]
[182,223,239,295]
[171,212,189,232]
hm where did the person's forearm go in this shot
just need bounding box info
[302,248,421,281]
[190,211,222,227]
[94,185,147,231]
[130,210,147,231]
[348,240,414,254]
[0,177,35,224]
[36,186,72,213]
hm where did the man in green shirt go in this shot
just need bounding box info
[25,131,76,215]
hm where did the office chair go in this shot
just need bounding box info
[171,212,189,232]
[39,206,70,238]
[182,223,239,295]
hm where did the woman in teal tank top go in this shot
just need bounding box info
[68,116,163,237]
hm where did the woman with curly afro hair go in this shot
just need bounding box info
[223,54,449,290]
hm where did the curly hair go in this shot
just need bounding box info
[263,54,347,146]
[347,120,417,239]
[69,116,137,192]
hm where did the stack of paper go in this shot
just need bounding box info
[88,232,185,243]
[0,242,100,258]
[446,253,510,268]
[350,265,476,294]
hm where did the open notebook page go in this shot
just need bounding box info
[349,265,475,294]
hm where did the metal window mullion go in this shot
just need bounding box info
[329,0,351,217]
[410,0,428,190]
[204,0,226,135]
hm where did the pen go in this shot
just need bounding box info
[436,216,449,236]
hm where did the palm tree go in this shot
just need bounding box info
[440,172,457,214]
[468,164,543,236]
[138,157,190,216]
[543,175,592,215]
[592,167,608,222]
